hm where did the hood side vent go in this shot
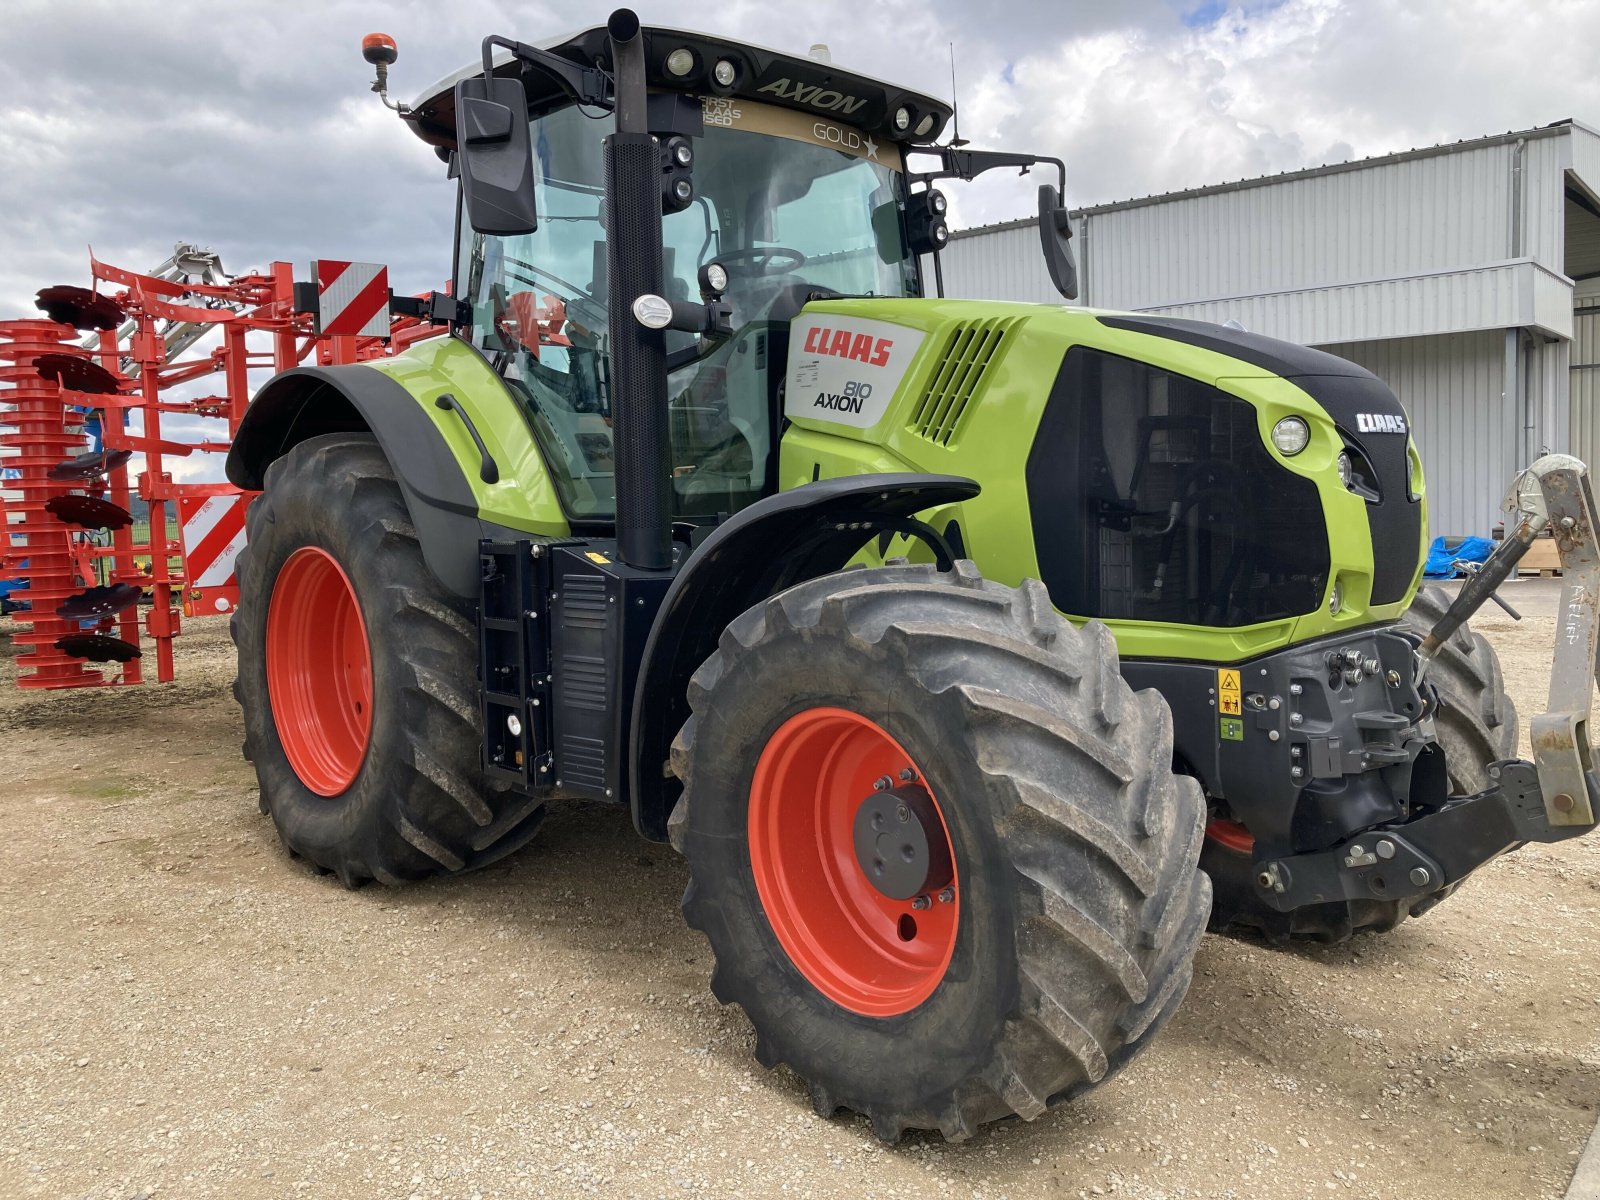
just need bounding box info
[908,318,1018,447]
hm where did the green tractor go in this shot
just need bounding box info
[226,11,1600,1141]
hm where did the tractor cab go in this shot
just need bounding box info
[400,21,1067,523]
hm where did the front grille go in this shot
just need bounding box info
[907,318,1018,447]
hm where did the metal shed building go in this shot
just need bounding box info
[938,119,1600,538]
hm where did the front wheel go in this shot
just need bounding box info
[669,562,1210,1141]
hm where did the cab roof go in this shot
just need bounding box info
[403,22,953,152]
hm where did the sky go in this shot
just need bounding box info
[3,0,1599,480]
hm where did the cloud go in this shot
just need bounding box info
[2,0,1596,331]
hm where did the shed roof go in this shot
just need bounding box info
[952,118,1599,241]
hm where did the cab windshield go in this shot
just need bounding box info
[457,99,916,520]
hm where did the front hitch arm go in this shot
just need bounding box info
[1418,454,1600,827]
[1525,455,1600,826]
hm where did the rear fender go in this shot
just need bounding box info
[227,363,493,596]
[628,473,980,841]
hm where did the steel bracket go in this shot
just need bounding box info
[1524,454,1600,826]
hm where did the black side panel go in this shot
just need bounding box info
[549,544,673,803]
[225,363,506,597]
[1095,315,1422,604]
[628,473,980,841]
[1028,347,1330,627]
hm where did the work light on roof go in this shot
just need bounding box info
[665,47,696,77]
[893,106,912,132]
[713,58,738,87]
[914,114,936,137]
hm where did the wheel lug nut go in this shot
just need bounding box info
[911,895,931,911]
[873,776,892,792]
[898,767,917,782]
[937,887,955,904]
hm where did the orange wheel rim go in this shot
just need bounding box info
[748,707,959,1017]
[265,547,373,797]
[1206,816,1255,855]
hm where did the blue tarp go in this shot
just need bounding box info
[1424,535,1496,578]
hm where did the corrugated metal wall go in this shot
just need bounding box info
[1571,306,1600,480]
[1318,332,1512,538]
[1076,137,1549,312]
[933,222,1064,305]
[1130,260,1569,345]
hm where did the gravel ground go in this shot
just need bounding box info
[2,578,1598,1200]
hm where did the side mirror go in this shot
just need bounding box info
[1037,184,1078,301]
[454,75,538,235]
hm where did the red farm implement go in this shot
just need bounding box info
[0,245,443,688]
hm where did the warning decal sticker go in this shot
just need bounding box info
[1217,668,1241,717]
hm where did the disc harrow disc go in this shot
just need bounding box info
[56,582,142,620]
[33,353,123,395]
[34,286,124,331]
[47,449,133,481]
[45,493,134,530]
[54,632,142,663]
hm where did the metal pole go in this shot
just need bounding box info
[603,8,673,570]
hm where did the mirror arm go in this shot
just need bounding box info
[907,148,1066,194]
[480,34,613,110]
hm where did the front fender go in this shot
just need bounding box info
[627,473,980,841]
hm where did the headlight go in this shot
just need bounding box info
[703,262,729,294]
[1337,451,1353,487]
[1328,578,1343,616]
[665,47,696,77]
[1271,416,1310,456]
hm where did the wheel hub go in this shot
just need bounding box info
[853,783,953,901]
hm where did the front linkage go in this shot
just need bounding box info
[1254,454,1600,913]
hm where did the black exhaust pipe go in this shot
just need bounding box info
[603,8,673,570]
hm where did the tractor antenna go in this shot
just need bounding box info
[948,43,968,148]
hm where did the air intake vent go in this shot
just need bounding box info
[907,319,1018,447]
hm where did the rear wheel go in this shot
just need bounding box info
[232,434,545,886]
[1205,587,1518,943]
[670,562,1210,1141]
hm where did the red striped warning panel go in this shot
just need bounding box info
[176,487,249,616]
[314,259,390,338]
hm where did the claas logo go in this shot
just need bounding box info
[803,325,893,368]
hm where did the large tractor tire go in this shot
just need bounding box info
[1399,584,1519,792]
[669,561,1210,1142]
[232,434,545,886]
[1205,585,1518,943]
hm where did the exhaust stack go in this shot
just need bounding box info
[603,8,674,570]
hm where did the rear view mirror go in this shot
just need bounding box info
[1038,184,1078,300]
[454,76,538,235]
